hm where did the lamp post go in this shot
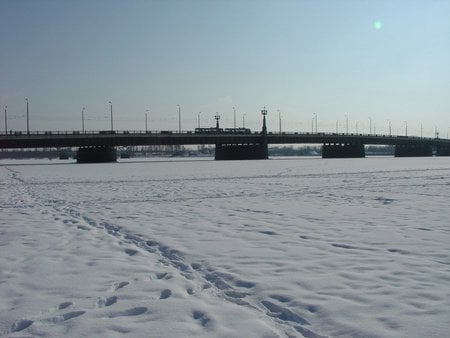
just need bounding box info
[345,114,349,134]
[4,105,7,134]
[197,112,201,128]
[242,114,246,128]
[315,113,318,133]
[215,112,220,129]
[145,110,149,132]
[420,123,423,138]
[177,104,181,133]
[387,119,391,137]
[82,107,85,133]
[336,120,339,133]
[404,121,408,136]
[355,121,359,134]
[368,117,372,135]
[26,98,29,134]
[261,106,267,133]
[109,101,113,131]
[233,107,236,129]
[278,110,281,133]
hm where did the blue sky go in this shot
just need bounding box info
[1,0,449,137]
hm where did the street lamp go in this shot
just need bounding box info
[261,106,268,132]
[315,113,318,133]
[177,104,181,132]
[233,107,236,129]
[4,105,7,134]
[145,110,149,132]
[242,113,246,128]
[278,110,281,133]
[215,112,220,129]
[345,114,348,134]
[368,117,372,135]
[109,101,113,131]
[26,98,29,134]
[82,107,85,133]
[387,119,391,137]
[404,121,408,136]
[197,112,201,129]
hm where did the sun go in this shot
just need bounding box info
[374,20,383,30]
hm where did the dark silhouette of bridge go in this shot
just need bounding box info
[1,114,450,162]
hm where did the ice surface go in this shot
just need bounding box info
[1,157,450,337]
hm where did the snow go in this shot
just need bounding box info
[1,157,450,337]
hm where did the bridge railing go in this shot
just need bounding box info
[0,129,444,142]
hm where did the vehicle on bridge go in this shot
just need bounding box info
[195,127,251,134]
[224,128,251,134]
[195,127,223,134]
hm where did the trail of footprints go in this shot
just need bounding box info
[9,279,156,334]
[9,202,326,337]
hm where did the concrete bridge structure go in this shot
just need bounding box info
[1,115,450,162]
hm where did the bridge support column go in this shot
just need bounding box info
[322,143,365,158]
[435,145,450,156]
[394,144,432,157]
[215,143,268,160]
[76,146,117,163]
[215,106,269,160]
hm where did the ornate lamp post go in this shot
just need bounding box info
[261,106,267,133]
[215,112,220,129]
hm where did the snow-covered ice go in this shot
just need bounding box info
[1,157,450,337]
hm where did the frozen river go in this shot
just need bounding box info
[1,157,450,337]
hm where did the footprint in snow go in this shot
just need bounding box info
[112,281,129,291]
[48,311,86,323]
[108,307,148,318]
[159,289,172,299]
[192,310,211,327]
[58,301,73,310]
[10,319,33,333]
[62,311,86,321]
[124,248,138,256]
[96,296,118,308]
[156,272,172,280]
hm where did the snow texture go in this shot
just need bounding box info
[1,157,450,337]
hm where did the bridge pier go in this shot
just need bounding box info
[394,144,432,157]
[214,107,269,160]
[76,146,117,163]
[215,143,268,160]
[322,143,365,158]
[435,145,450,156]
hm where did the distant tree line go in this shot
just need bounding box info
[0,145,395,159]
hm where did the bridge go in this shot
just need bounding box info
[1,114,450,162]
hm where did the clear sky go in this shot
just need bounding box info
[1,0,449,137]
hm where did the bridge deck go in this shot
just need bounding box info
[0,131,449,149]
